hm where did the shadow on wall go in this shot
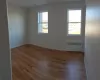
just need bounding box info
[7,6,27,48]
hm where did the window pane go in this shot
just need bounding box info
[68,10,81,22]
[38,23,48,33]
[42,12,48,22]
[68,23,81,35]
[42,23,48,33]
[38,12,48,33]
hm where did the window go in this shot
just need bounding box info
[67,9,82,35]
[38,12,48,33]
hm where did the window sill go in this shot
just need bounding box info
[67,34,82,37]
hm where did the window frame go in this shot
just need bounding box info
[67,9,82,36]
[38,11,48,34]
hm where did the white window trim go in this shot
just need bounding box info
[67,9,82,36]
[38,11,48,34]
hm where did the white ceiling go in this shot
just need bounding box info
[7,0,81,7]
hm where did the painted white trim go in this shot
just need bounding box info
[67,9,82,36]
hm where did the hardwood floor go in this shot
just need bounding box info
[12,45,86,80]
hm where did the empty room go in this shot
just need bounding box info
[7,0,86,80]
[1,0,100,79]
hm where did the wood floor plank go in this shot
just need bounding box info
[12,45,86,80]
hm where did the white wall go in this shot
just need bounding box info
[7,6,27,48]
[85,0,100,80]
[0,0,11,80]
[28,1,85,51]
